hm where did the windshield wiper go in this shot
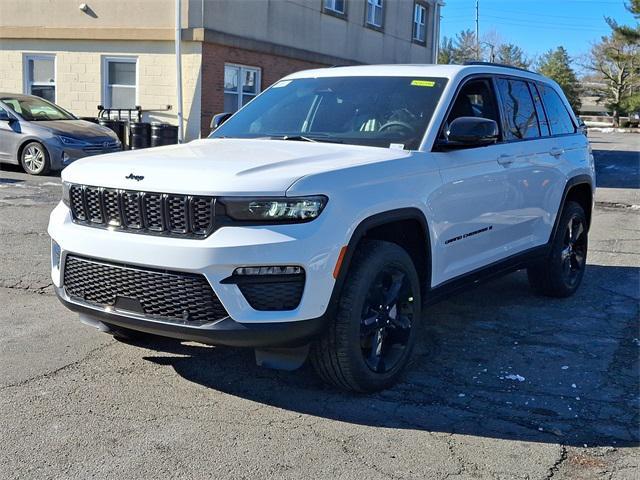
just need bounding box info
[281,135,317,142]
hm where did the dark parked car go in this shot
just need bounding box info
[0,94,121,175]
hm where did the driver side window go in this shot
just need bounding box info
[443,79,500,136]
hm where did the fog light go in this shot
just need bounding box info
[51,240,61,270]
[234,266,302,276]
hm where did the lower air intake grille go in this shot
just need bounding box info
[63,255,229,325]
[238,277,305,311]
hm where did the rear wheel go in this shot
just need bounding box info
[528,201,588,297]
[20,141,51,175]
[311,240,421,392]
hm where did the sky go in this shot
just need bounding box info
[440,0,637,64]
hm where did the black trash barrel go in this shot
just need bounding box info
[128,122,151,150]
[99,119,127,147]
[150,123,179,147]
[80,116,99,124]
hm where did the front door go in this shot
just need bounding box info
[429,77,512,286]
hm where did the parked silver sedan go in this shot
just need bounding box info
[0,94,121,175]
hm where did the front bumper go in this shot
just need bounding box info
[55,286,326,347]
[48,142,122,170]
[49,201,343,341]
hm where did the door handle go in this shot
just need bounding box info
[497,154,514,166]
[550,147,565,158]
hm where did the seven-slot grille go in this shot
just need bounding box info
[63,255,229,325]
[69,184,215,238]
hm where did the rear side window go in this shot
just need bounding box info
[538,84,576,135]
[530,83,550,136]
[496,78,540,140]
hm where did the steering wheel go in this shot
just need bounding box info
[378,121,416,135]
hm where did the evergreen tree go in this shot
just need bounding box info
[537,47,582,112]
[438,37,455,64]
[495,44,531,69]
[452,29,479,64]
[607,0,640,44]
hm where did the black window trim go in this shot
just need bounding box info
[492,74,580,144]
[529,81,551,137]
[412,1,429,46]
[493,75,542,142]
[364,0,385,32]
[322,0,348,20]
[533,80,578,138]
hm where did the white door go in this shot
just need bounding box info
[429,77,513,285]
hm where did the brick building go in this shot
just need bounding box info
[0,0,442,140]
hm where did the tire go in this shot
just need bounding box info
[527,201,588,297]
[310,240,422,392]
[20,141,51,175]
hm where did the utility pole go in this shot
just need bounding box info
[175,0,184,143]
[475,0,480,60]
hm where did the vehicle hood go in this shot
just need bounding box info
[34,120,117,140]
[61,138,411,196]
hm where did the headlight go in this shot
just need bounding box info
[222,196,327,222]
[62,181,71,207]
[58,135,88,146]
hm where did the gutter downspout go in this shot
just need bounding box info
[175,0,184,143]
[433,1,445,64]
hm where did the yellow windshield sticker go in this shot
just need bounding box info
[411,80,436,87]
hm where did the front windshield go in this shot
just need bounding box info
[1,96,75,121]
[210,76,448,150]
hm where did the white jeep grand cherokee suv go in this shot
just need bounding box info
[49,64,595,392]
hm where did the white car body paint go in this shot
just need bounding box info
[48,64,595,335]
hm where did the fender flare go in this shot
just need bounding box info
[549,174,595,243]
[325,207,432,317]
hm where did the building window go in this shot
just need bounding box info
[324,0,346,16]
[224,64,261,113]
[413,2,427,44]
[102,57,137,109]
[366,0,383,28]
[24,55,56,103]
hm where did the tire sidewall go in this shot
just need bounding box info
[20,141,50,175]
[549,202,588,294]
[337,242,422,391]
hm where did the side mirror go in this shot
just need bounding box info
[210,112,233,132]
[0,110,13,122]
[439,116,499,149]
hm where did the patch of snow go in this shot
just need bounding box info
[458,393,466,398]
[505,374,525,382]
[571,384,577,388]
[561,366,569,370]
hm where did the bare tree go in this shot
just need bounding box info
[587,36,640,124]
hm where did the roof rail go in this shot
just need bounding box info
[463,61,539,75]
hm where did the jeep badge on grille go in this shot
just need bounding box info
[125,173,144,181]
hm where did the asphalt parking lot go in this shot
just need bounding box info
[0,131,638,479]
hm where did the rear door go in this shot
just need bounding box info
[492,76,565,250]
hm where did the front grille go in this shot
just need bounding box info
[69,184,215,238]
[63,255,229,325]
[83,141,121,154]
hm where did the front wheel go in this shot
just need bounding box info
[20,141,51,175]
[311,240,422,392]
[528,201,588,297]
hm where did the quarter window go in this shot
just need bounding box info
[24,55,56,103]
[224,65,261,113]
[103,57,137,109]
[496,78,540,140]
[413,3,427,43]
[366,0,383,27]
[324,0,346,14]
[538,84,576,135]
